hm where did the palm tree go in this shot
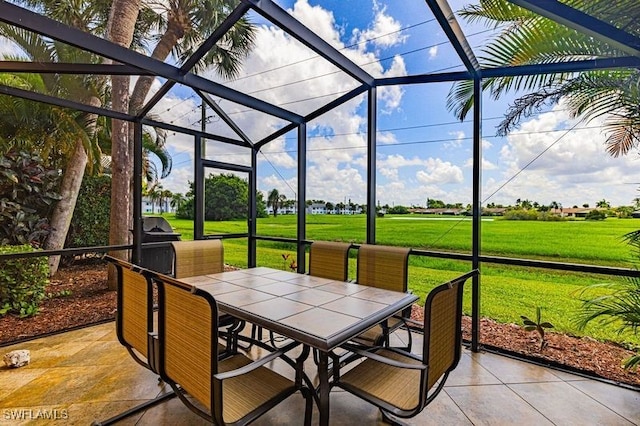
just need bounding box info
[99,0,255,286]
[596,199,611,208]
[104,0,256,285]
[170,192,185,212]
[448,0,640,157]
[267,189,280,217]
[0,12,107,275]
[128,0,256,117]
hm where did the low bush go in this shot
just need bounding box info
[503,208,539,220]
[0,150,61,247]
[0,244,49,318]
[585,209,607,221]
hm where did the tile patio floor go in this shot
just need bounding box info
[1,321,639,425]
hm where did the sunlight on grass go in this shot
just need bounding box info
[156,213,640,348]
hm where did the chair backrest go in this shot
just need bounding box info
[356,244,410,292]
[308,241,352,281]
[107,256,154,369]
[171,239,224,278]
[422,270,476,392]
[155,272,218,412]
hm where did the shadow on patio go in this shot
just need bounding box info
[1,322,638,425]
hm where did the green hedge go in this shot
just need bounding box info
[66,175,111,247]
[0,245,49,317]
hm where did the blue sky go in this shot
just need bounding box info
[132,1,640,208]
[1,0,635,208]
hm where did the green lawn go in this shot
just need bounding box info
[159,213,640,347]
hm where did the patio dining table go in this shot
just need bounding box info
[179,266,418,426]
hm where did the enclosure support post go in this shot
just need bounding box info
[471,76,483,352]
[248,149,258,267]
[132,121,143,264]
[366,87,377,244]
[194,135,204,240]
[297,122,307,273]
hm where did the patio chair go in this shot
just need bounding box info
[332,270,477,424]
[153,271,313,425]
[171,239,241,354]
[352,244,412,350]
[171,239,224,278]
[94,256,176,425]
[308,240,352,281]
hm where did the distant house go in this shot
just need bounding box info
[408,207,466,215]
[267,204,297,215]
[550,207,595,218]
[307,203,326,215]
[631,210,640,218]
[142,196,173,214]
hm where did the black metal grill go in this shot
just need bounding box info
[139,217,181,274]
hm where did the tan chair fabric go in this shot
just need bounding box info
[339,348,422,411]
[426,285,458,390]
[172,239,223,278]
[356,244,410,292]
[308,241,352,281]
[337,271,476,419]
[120,266,150,357]
[353,244,411,347]
[163,282,215,408]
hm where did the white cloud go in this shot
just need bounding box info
[428,46,438,59]
[351,1,408,50]
[488,103,640,206]
[416,158,464,184]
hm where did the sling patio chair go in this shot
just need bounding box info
[171,239,224,278]
[171,239,243,354]
[94,256,176,425]
[308,240,352,281]
[332,270,477,424]
[153,270,314,426]
[351,244,413,350]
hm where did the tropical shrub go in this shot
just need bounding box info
[585,210,607,221]
[0,150,61,247]
[66,175,111,247]
[0,244,49,317]
[575,230,640,369]
[503,209,539,221]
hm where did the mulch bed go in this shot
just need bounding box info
[1,261,639,389]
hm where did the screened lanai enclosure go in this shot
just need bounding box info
[1,0,640,357]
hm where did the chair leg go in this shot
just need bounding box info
[380,409,409,426]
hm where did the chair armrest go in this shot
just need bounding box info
[340,343,426,371]
[214,340,300,381]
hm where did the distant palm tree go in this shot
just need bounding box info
[267,189,280,217]
[448,0,640,157]
[170,192,186,212]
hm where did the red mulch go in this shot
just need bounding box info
[1,262,638,388]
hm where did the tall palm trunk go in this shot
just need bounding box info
[107,0,141,290]
[44,97,101,276]
[129,27,182,115]
[44,139,88,274]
